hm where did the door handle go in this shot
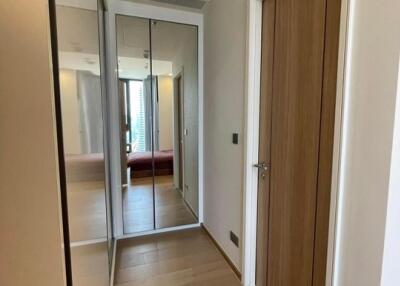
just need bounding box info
[253,162,268,171]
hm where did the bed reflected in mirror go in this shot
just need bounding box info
[116,15,198,234]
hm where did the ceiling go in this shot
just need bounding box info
[59,51,173,79]
[57,0,210,12]
[56,5,197,78]
[56,6,99,55]
[56,6,196,59]
[116,14,197,61]
[121,0,209,11]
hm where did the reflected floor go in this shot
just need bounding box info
[68,181,108,242]
[114,228,241,286]
[123,175,197,234]
[71,242,109,286]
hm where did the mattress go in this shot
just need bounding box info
[127,150,173,177]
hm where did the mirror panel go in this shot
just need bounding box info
[55,0,110,285]
[115,15,155,234]
[116,16,199,235]
[151,20,199,229]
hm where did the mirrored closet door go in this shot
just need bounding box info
[115,15,199,234]
[54,0,112,285]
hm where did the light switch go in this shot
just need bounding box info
[232,133,239,144]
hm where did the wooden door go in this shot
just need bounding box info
[256,0,342,285]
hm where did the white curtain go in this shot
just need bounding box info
[77,71,104,154]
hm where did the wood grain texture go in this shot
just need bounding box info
[71,242,109,286]
[68,181,108,242]
[268,0,327,284]
[257,0,342,284]
[312,0,342,285]
[67,175,196,241]
[256,0,341,285]
[201,224,241,280]
[123,175,197,234]
[114,228,241,286]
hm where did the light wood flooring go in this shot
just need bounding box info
[123,175,197,234]
[71,242,110,286]
[67,175,197,240]
[67,182,110,286]
[67,181,108,242]
[115,228,241,286]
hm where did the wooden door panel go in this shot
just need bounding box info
[256,0,331,285]
[268,0,327,284]
[312,0,342,284]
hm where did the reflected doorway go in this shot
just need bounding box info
[175,73,184,193]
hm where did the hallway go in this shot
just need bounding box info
[114,228,241,286]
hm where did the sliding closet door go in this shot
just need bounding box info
[115,15,155,234]
[98,0,114,267]
[151,20,199,229]
[54,0,110,284]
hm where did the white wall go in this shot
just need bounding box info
[0,1,66,285]
[380,56,400,286]
[334,0,400,285]
[158,75,174,150]
[203,0,246,271]
[60,69,82,154]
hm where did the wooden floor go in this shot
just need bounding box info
[123,175,197,234]
[67,180,108,242]
[67,174,197,241]
[71,242,109,286]
[115,228,241,286]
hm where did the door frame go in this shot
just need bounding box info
[242,1,263,285]
[242,0,351,286]
[173,72,185,194]
[106,1,204,238]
